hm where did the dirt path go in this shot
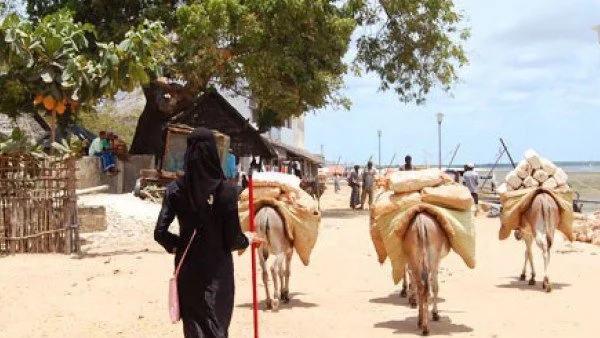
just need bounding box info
[1,186,599,337]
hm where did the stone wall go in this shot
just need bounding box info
[76,155,154,194]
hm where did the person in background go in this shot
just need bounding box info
[462,163,480,205]
[154,127,263,338]
[333,173,341,193]
[108,132,129,161]
[348,165,361,209]
[360,161,377,209]
[225,149,237,184]
[402,155,414,171]
[88,131,116,173]
[292,161,302,179]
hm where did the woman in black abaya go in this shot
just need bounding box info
[154,127,261,338]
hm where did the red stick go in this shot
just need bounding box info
[248,174,259,338]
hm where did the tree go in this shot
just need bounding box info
[0,10,167,142]
[22,0,468,155]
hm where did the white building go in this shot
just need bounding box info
[222,91,305,149]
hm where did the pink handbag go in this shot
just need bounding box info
[169,229,197,324]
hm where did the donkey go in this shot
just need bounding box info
[515,192,559,292]
[255,206,294,310]
[403,212,451,336]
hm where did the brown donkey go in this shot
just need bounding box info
[403,212,451,336]
[515,192,559,292]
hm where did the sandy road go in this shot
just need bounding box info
[1,186,599,337]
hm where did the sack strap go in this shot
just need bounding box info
[174,229,197,278]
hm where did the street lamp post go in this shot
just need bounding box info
[436,113,444,169]
[377,129,382,169]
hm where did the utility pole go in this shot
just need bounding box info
[377,129,382,169]
[436,113,444,169]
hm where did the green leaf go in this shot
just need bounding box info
[45,36,64,56]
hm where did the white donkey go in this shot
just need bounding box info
[255,206,293,310]
[515,192,559,292]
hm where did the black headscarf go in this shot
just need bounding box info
[179,127,225,213]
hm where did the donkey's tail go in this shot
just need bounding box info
[541,196,557,249]
[415,213,431,294]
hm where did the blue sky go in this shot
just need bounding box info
[305,0,600,166]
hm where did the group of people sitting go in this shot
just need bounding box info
[88,130,127,174]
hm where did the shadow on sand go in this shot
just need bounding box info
[237,292,318,312]
[320,208,369,219]
[369,292,446,307]
[496,277,570,292]
[73,249,163,259]
[375,315,473,336]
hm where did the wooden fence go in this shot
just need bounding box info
[0,154,79,254]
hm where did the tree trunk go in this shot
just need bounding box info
[129,81,195,156]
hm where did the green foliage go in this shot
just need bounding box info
[0,10,167,116]
[21,0,469,127]
[0,126,86,159]
[78,109,140,146]
[352,0,469,104]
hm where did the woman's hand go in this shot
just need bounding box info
[245,232,266,246]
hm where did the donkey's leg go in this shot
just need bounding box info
[407,269,418,308]
[282,249,292,303]
[420,284,430,336]
[525,237,536,285]
[259,246,273,309]
[400,268,409,298]
[431,268,440,322]
[520,248,528,281]
[270,254,282,310]
[536,232,552,292]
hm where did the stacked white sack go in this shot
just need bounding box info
[506,171,523,190]
[533,169,549,184]
[502,150,569,192]
[525,149,542,170]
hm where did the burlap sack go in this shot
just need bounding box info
[388,169,452,194]
[372,201,476,284]
[421,184,474,211]
[499,187,574,241]
[239,186,282,201]
[239,196,320,266]
[371,191,422,218]
[251,172,301,197]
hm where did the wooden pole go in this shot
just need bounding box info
[50,110,56,145]
[248,172,259,338]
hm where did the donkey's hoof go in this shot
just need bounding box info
[409,298,418,309]
[271,299,280,311]
[528,278,536,286]
[422,328,430,336]
[519,273,526,281]
[543,278,552,292]
[400,289,408,298]
[281,290,290,303]
[432,311,440,321]
[265,299,273,310]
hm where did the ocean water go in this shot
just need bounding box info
[477,162,600,173]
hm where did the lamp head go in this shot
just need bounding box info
[436,112,444,124]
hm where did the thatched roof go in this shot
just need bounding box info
[170,91,276,158]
